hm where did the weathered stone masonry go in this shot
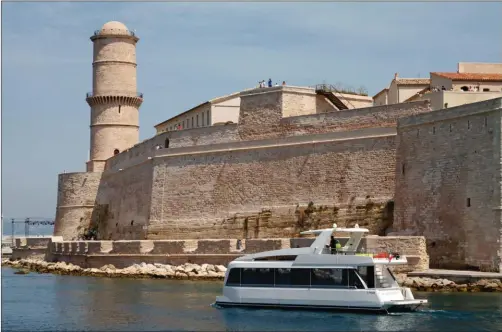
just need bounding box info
[54,22,502,273]
[394,98,502,272]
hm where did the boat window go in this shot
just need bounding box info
[275,268,310,287]
[241,268,274,287]
[387,268,397,282]
[310,268,348,288]
[254,255,297,261]
[357,266,375,288]
[226,268,241,286]
[348,269,365,289]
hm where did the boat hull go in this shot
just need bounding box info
[214,299,427,314]
[215,288,428,314]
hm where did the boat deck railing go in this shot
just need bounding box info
[321,247,402,259]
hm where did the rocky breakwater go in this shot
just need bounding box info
[395,274,502,293]
[3,259,502,292]
[2,259,227,280]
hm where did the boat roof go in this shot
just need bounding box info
[300,226,369,235]
[232,223,408,266]
[236,224,370,262]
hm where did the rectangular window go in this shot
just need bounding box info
[348,269,365,289]
[241,268,274,287]
[207,110,210,126]
[225,268,241,286]
[275,268,310,287]
[202,112,205,127]
[310,268,348,288]
[357,266,375,288]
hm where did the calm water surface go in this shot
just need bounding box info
[2,267,502,331]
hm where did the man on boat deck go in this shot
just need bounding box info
[330,236,342,254]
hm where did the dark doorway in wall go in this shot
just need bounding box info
[165,138,170,148]
[461,86,469,91]
[114,149,120,155]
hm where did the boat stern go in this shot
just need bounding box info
[382,299,428,312]
[376,287,428,312]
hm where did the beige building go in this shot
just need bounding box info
[404,63,502,110]
[375,62,502,111]
[154,92,240,134]
[155,85,374,135]
[373,74,430,106]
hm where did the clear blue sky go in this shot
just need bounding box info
[2,2,501,221]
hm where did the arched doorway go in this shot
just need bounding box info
[164,138,170,148]
[114,149,120,155]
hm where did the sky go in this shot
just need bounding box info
[2,2,501,229]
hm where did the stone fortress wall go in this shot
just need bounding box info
[52,21,502,273]
[56,87,432,243]
[393,98,502,272]
[54,172,102,241]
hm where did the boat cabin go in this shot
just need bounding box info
[225,224,405,291]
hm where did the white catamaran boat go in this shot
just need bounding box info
[215,224,427,314]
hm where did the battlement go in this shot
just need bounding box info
[48,236,428,272]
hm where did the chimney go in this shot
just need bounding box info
[394,73,399,80]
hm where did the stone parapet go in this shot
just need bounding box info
[14,237,52,249]
[46,236,428,272]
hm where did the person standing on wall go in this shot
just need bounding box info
[268,78,272,87]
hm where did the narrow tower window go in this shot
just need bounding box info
[197,114,199,127]
[118,105,121,113]
[202,112,205,127]
[164,138,170,148]
[401,163,405,175]
[114,149,120,155]
[467,198,471,207]
[207,110,210,126]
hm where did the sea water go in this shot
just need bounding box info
[2,267,502,331]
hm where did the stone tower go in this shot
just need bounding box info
[85,21,143,172]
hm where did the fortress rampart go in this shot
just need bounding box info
[44,236,428,272]
[51,20,502,272]
[55,87,433,243]
[394,98,502,272]
[54,172,102,240]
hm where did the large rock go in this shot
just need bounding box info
[215,265,227,273]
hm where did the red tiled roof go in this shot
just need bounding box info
[431,72,502,82]
[395,78,430,85]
